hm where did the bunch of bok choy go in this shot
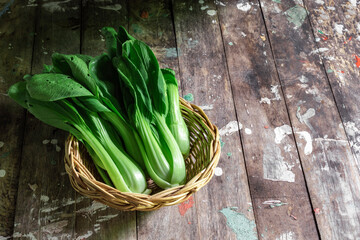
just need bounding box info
[8,26,190,194]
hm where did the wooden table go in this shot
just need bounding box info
[1,0,359,239]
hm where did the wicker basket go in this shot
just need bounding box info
[64,98,221,211]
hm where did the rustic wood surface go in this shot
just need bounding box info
[0,0,35,237]
[13,0,80,238]
[303,0,360,165]
[1,0,360,239]
[217,0,318,239]
[260,0,360,239]
[172,1,257,239]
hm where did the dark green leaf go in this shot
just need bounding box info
[42,64,55,73]
[89,53,117,97]
[117,26,135,44]
[101,27,119,59]
[129,40,168,116]
[161,68,178,87]
[75,54,93,66]
[52,54,99,95]
[26,73,93,101]
[52,53,73,75]
[89,53,126,115]
[122,41,148,84]
[26,74,91,101]
[113,56,153,123]
[8,81,29,109]
[9,84,84,139]
[23,74,32,81]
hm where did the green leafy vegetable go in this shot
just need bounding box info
[114,33,186,189]
[162,69,190,156]
[8,25,191,194]
[26,73,93,101]
[9,79,149,193]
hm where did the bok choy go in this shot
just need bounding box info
[8,25,191,194]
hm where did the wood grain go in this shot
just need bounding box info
[173,0,257,239]
[77,1,137,239]
[0,0,36,237]
[260,0,360,239]
[2,0,359,238]
[13,0,81,238]
[216,0,319,239]
[129,0,179,74]
[303,0,360,170]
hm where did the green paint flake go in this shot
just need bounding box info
[183,93,194,102]
[188,39,199,48]
[227,152,232,157]
[327,69,334,73]
[165,48,178,58]
[220,138,225,148]
[220,207,257,240]
[285,5,307,28]
[228,42,234,46]
[318,29,324,34]
[270,202,288,208]
[0,151,10,159]
[272,0,281,3]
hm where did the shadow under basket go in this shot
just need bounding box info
[64,98,221,211]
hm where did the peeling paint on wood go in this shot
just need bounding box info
[219,121,243,136]
[220,207,257,240]
[263,144,295,182]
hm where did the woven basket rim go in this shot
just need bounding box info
[64,98,221,211]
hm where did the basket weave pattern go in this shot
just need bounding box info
[64,98,221,211]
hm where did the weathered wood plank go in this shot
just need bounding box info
[259,0,360,239]
[0,0,36,237]
[129,0,179,73]
[13,0,81,238]
[0,0,15,16]
[216,0,319,239]
[76,1,137,239]
[303,0,360,169]
[173,1,257,239]
[127,1,198,239]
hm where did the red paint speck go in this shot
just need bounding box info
[188,221,192,224]
[178,196,194,216]
[264,126,269,129]
[355,55,360,68]
[140,10,149,19]
[314,208,321,214]
[321,36,328,41]
[345,36,352,44]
